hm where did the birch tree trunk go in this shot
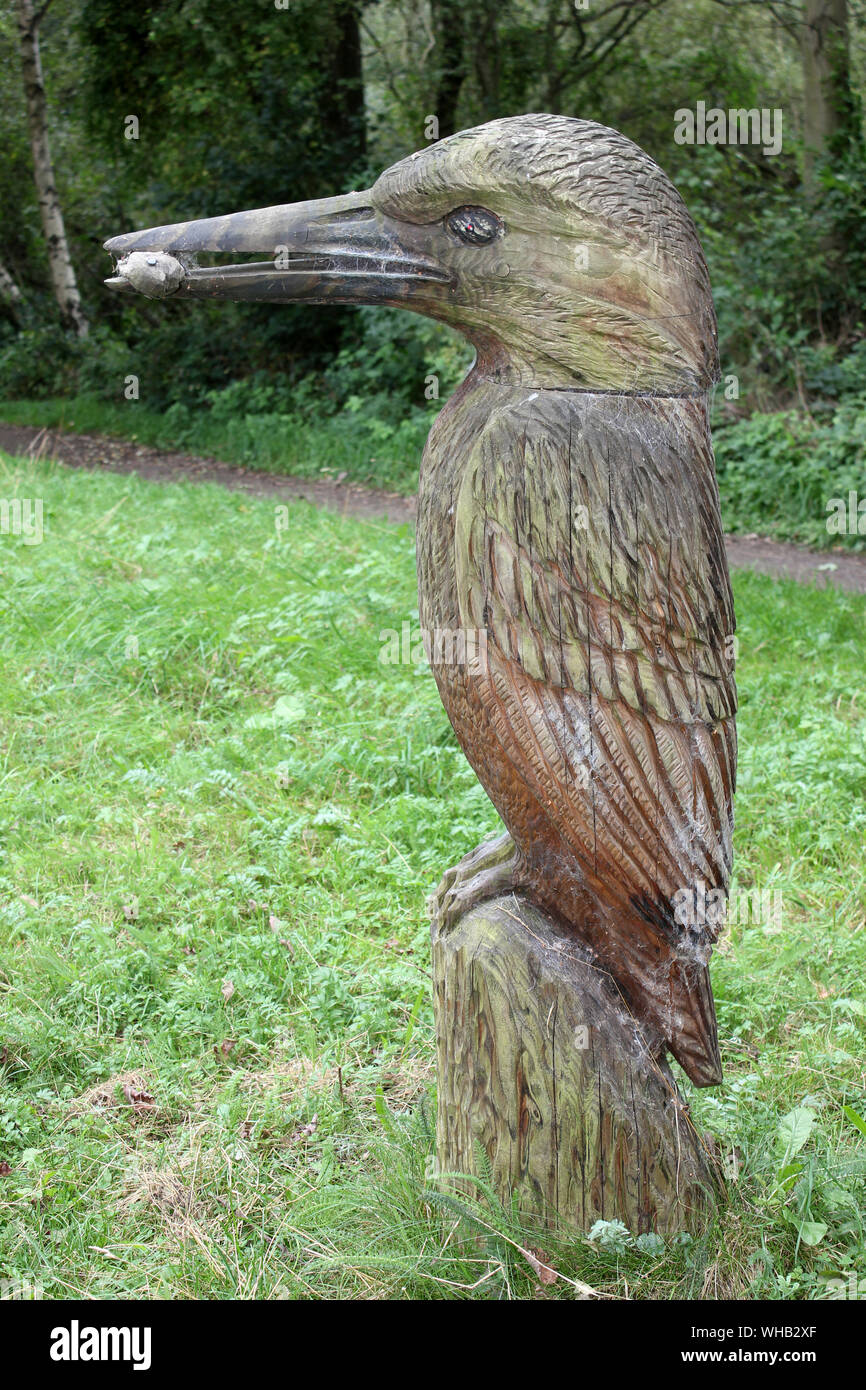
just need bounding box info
[15,0,88,337]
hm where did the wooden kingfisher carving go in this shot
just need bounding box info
[106,114,736,1098]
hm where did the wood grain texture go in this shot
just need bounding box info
[420,382,735,1087]
[373,114,720,393]
[432,893,718,1234]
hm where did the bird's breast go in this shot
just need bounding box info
[417,376,734,727]
[416,374,504,634]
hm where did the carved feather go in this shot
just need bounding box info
[420,383,736,1084]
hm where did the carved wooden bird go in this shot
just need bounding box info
[106,114,736,1087]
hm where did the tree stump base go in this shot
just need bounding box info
[431,892,719,1235]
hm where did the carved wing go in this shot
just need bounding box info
[454,390,737,922]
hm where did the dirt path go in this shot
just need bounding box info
[0,422,416,526]
[3,421,865,594]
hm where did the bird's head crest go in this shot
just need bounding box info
[371,115,719,392]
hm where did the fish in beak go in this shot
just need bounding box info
[103,189,452,310]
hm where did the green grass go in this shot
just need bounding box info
[0,448,865,1300]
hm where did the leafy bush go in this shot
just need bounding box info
[0,324,87,399]
[714,393,866,548]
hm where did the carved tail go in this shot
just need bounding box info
[594,914,724,1088]
[531,871,725,1088]
[661,957,723,1087]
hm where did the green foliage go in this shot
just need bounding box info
[3,0,866,418]
[3,0,866,515]
[0,325,86,399]
[0,309,471,493]
[714,388,866,548]
[699,157,866,396]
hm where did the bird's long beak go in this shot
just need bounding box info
[103,189,451,307]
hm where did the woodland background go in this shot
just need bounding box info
[1,0,866,544]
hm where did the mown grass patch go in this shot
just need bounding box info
[0,451,864,1300]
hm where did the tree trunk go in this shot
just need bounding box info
[431,0,465,139]
[471,0,501,120]
[15,0,88,337]
[800,0,857,189]
[319,0,367,163]
[432,893,719,1235]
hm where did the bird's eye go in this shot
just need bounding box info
[446,206,502,245]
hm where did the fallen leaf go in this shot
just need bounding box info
[222,979,235,1003]
[525,1247,559,1286]
[216,1039,236,1058]
[122,1083,155,1113]
[0,1161,11,1176]
[289,1113,319,1143]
